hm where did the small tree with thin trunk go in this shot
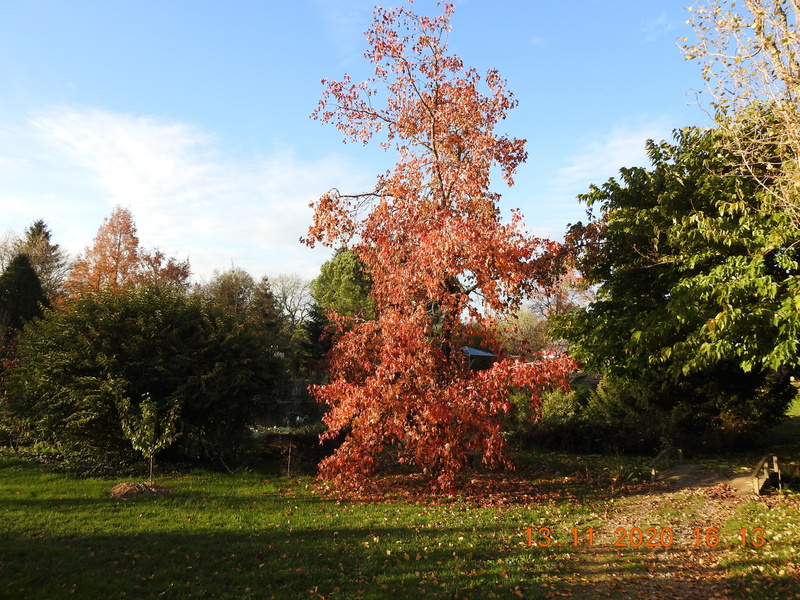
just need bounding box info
[117,392,180,485]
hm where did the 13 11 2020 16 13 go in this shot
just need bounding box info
[525,526,766,548]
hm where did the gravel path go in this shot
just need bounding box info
[546,467,756,599]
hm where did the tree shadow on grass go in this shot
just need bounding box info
[2,525,550,600]
[5,527,795,600]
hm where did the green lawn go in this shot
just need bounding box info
[0,457,600,600]
[1,417,798,600]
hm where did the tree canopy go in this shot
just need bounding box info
[11,285,283,462]
[311,249,375,319]
[0,254,49,340]
[557,126,797,433]
[556,128,800,449]
[684,0,800,224]
[0,221,69,301]
[65,206,190,297]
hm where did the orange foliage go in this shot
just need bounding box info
[65,206,189,298]
[306,3,575,492]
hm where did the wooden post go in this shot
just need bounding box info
[771,456,782,492]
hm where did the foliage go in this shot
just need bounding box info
[498,305,552,357]
[305,2,575,491]
[311,248,376,318]
[64,206,190,297]
[199,267,285,339]
[0,255,49,448]
[13,220,70,300]
[684,0,800,225]
[557,126,798,440]
[0,254,49,337]
[117,392,181,484]
[198,267,318,422]
[300,301,333,375]
[559,126,799,375]
[10,285,283,464]
[498,269,592,359]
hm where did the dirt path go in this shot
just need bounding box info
[545,466,755,599]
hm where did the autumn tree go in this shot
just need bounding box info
[496,269,594,357]
[16,221,70,300]
[65,206,140,296]
[305,2,575,491]
[528,270,593,320]
[684,0,800,224]
[138,249,191,291]
[65,206,189,297]
[0,221,69,301]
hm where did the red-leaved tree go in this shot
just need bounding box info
[305,1,576,492]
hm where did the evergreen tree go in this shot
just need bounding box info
[17,220,70,300]
[0,254,49,338]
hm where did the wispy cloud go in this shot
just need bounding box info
[641,13,676,41]
[1,106,372,280]
[524,116,676,238]
[551,117,674,192]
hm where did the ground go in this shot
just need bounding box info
[547,465,776,599]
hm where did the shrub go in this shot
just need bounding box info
[9,286,285,467]
[528,367,796,454]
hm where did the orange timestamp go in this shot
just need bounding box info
[525,526,766,548]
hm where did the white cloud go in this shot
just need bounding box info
[1,106,373,281]
[519,117,676,239]
[551,117,674,193]
[641,13,676,41]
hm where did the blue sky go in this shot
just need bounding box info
[0,0,710,282]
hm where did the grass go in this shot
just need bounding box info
[721,497,800,599]
[713,397,800,599]
[788,396,800,418]
[0,456,605,600]
[1,400,799,600]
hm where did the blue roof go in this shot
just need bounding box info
[460,346,496,358]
